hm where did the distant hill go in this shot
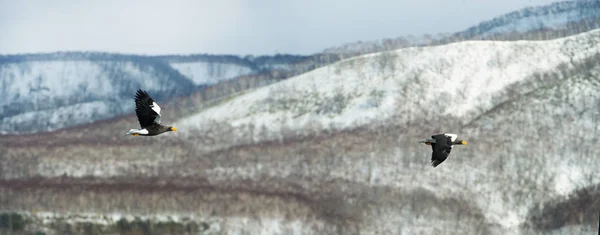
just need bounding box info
[323,0,600,56]
[451,0,600,39]
[0,52,341,133]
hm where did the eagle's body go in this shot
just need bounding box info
[420,133,466,167]
[125,89,176,136]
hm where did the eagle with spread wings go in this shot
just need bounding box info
[124,89,176,136]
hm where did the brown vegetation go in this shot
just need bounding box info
[525,184,600,231]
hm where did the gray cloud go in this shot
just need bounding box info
[0,0,560,55]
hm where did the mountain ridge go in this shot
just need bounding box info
[177,29,600,141]
[0,51,342,134]
[323,0,600,56]
[5,1,600,134]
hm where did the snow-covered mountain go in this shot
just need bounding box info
[0,52,340,134]
[170,62,254,85]
[5,0,596,135]
[170,29,600,234]
[456,0,600,39]
[321,33,450,56]
[463,52,600,233]
[178,29,600,138]
[157,55,258,86]
[156,53,340,83]
[0,53,196,133]
[323,0,600,56]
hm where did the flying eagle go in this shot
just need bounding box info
[125,89,177,136]
[419,133,466,167]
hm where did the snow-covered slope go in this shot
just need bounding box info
[322,1,600,57]
[0,55,195,133]
[1,101,114,133]
[458,53,600,234]
[172,30,600,234]
[170,61,255,85]
[465,51,600,193]
[322,34,449,56]
[178,29,600,136]
[163,54,341,85]
[458,0,600,39]
[0,52,337,134]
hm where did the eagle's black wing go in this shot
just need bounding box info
[134,89,161,128]
[431,134,452,167]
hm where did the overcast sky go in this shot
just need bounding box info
[0,0,560,56]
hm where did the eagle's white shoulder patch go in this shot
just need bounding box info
[151,102,162,115]
[445,133,458,142]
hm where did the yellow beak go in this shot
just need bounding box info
[461,141,467,145]
[171,127,177,132]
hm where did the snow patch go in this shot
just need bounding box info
[170,62,255,85]
[483,11,586,36]
[0,101,115,134]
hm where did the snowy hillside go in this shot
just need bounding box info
[165,54,330,86]
[170,61,255,85]
[458,0,600,39]
[169,29,600,234]
[0,55,195,133]
[156,53,338,84]
[458,52,600,234]
[465,51,600,196]
[322,33,449,56]
[322,1,600,57]
[178,29,600,137]
[0,52,339,134]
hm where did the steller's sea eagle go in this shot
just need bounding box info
[419,133,466,167]
[124,89,177,136]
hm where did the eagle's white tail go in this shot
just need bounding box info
[124,128,148,136]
